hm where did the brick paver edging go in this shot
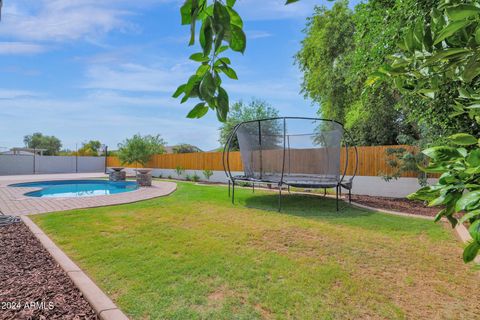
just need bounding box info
[21,216,129,320]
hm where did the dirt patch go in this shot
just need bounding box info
[351,194,441,217]
[0,222,97,320]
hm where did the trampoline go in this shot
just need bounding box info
[222,117,358,211]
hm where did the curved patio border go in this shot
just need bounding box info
[0,176,176,216]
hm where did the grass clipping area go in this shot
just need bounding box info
[32,182,480,319]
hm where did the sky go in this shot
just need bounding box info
[0,0,361,151]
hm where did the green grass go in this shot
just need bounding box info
[31,182,479,319]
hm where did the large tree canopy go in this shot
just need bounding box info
[117,134,166,167]
[218,99,279,150]
[295,0,477,145]
[23,132,62,155]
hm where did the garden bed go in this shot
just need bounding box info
[351,194,440,217]
[0,222,97,320]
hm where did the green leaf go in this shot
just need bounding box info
[463,241,480,263]
[187,102,209,119]
[466,149,480,167]
[422,146,462,161]
[285,0,300,3]
[199,72,216,99]
[200,17,213,56]
[216,87,229,122]
[449,133,478,146]
[196,64,210,77]
[469,220,480,242]
[180,0,193,25]
[460,210,480,224]
[446,4,480,21]
[218,65,238,79]
[189,53,209,62]
[456,191,480,212]
[229,25,246,53]
[433,20,472,45]
[172,84,186,98]
[227,7,243,28]
[226,0,236,7]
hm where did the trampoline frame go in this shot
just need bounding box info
[222,117,358,211]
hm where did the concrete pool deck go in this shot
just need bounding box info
[0,173,176,216]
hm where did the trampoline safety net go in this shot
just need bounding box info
[235,118,344,187]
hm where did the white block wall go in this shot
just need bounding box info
[118,167,433,198]
[0,155,106,175]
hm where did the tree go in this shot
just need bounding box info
[174,0,298,121]
[294,0,450,146]
[173,144,202,153]
[23,132,62,155]
[219,99,279,150]
[371,0,480,263]
[77,140,102,156]
[117,134,166,167]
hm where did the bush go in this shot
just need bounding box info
[175,166,185,178]
[192,172,200,182]
[185,174,192,181]
[168,175,172,180]
[202,169,213,181]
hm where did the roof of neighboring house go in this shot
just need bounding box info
[0,148,47,155]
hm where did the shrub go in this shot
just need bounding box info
[185,174,192,181]
[202,169,213,181]
[175,166,185,178]
[192,172,200,182]
[167,175,172,180]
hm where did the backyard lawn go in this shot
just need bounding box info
[31,182,479,319]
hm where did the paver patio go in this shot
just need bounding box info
[0,173,176,216]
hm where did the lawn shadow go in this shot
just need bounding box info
[241,192,445,237]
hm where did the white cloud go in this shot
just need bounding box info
[248,30,273,40]
[0,42,47,55]
[0,89,40,99]
[83,62,192,93]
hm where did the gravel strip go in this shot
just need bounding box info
[0,223,97,320]
[350,194,441,217]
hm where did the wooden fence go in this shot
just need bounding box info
[107,145,420,177]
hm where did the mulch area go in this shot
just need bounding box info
[350,194,440,217]
[0,222,97,320]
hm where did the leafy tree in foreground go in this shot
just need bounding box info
[218,99,279,150]
[117,134,166,167]
[372,0,480,262]
[174,0,302,121]
[23,132,62,155]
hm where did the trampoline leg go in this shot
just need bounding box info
[324,188,327,197]
[252,183,255,193]
[278,184,282,212]
[232,181,235,205]
[287,185,291,194]
[349,188,352,203]
[228,180,231,197]
[339,186,342,197]
[336,185,339,212]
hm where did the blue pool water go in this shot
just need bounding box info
[10,180,138,198]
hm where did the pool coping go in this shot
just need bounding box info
[0,177,177,216]
[21,216,130,320]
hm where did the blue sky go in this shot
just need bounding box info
[0,0,361,151]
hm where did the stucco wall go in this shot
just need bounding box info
[118,168,431,198]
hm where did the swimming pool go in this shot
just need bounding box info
[10,180,138,198]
